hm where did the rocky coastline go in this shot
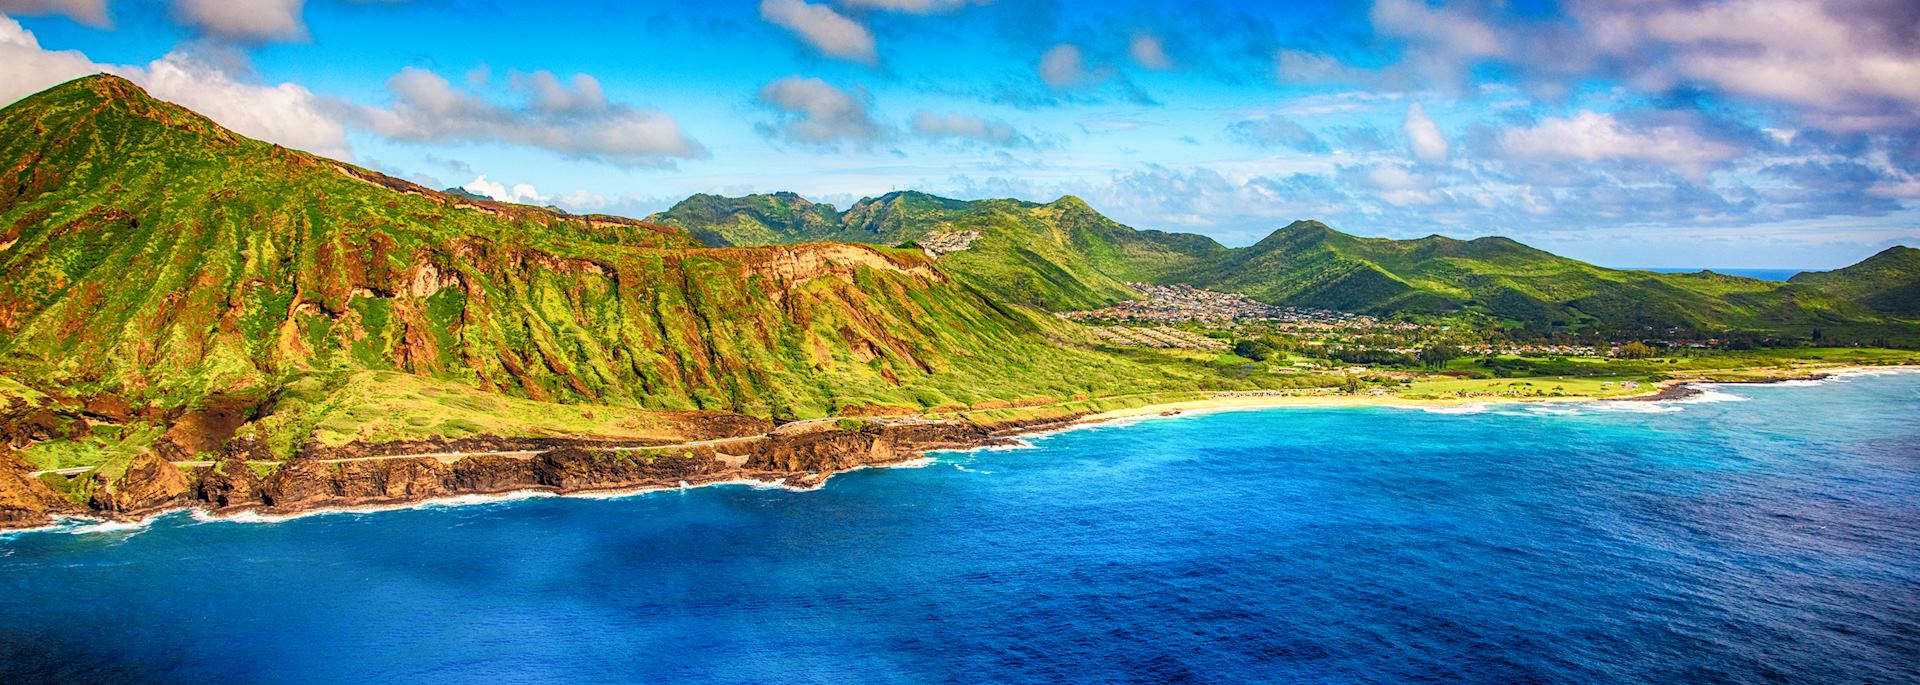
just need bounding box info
[0,411,1092,532]
[1605,372,1837,403]
[0,369,1882,532]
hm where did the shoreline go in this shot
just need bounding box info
[7,364,1915,536]
[1059,364,1920,432]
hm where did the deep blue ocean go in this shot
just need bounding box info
[4,373,1919,684]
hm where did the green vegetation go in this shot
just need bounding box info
[652,191,1223,310]
[656,197,1920,341]
[0,74,1914,486]
[0,74,1289,466]
[18,422,164,471]
[1788,246,1920,317]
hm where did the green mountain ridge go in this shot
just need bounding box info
[652,191,1227,310]
[1788,246,1920,317]
[654,192,1920,336]
[0,74,1239,434]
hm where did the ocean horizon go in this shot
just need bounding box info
[4,372,1918,684]
[1636,267,1805,281]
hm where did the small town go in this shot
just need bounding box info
[1062,282,1368,325]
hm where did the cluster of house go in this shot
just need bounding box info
[1062,283,1365,324]
[1464,343,1608,356]
[918,230,982,256]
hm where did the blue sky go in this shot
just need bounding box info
[2,0,1918,268]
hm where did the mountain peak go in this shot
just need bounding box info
[24,73,167,112]
[67,72,144,97]
[4,72,236,146]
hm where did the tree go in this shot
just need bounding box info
[1618,341,1656,359]
[1234,339,1277,361]
[1340,374,1362,394]
[1420,343,1461,368]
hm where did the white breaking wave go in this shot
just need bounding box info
[1679,388,1750,403]
[1522,405,1586,416]
[1395,403,1492,415]
[1595,401,1684,414]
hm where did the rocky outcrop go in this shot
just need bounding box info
[86,451,191,515]
[154,394,259,459]
[0,412,1079,529]
[0,447,79,526]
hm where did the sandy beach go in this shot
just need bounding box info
[1068,364,1920,428]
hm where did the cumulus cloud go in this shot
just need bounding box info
[1038,44,1085,88]
[1130,33,1172,70]
[755,76,887,146]
[1498,111,1743,171]
[142,51,350,158]
[0,15,351,158]
[760,0,877,65]
[910,111,1029,147]
[1574,0,1920,132]
[0,14,100,103]
[1282,0,1920,138]
[1402,103,1447,164]
[1225,113,1327,153]
[511,70,605,114]
[0,0,108,26]
[462,175,545,205]
[345,67,707,166]
[1370,0,1502,60]
[172,0,307,43]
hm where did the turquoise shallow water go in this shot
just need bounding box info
[3,373,1919,684]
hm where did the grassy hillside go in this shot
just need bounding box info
[1788,247,1920,317]
[0,74,1252,442]
[652,191,1224,310]
[1173,221,1898,333]
[655,193,1918,336]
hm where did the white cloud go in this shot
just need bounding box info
[1577,0,1920,129]
[1130,33,1172,70]
[1370,0,1502,59]
[141,51,349,158]
[1402,103,1447,164]
[760,0,877,65]
[462,175,545,205]
[0,0,108,26]
[1039,44,1085,88]
[0,15,351,158]
[511,70,605,114]
[1225,113,1327,152]
[0,13,101,103]
[349,67,707,166]
[756,76,887,146]
[910,111,1028,147]
[1498,111,1743,171]
[171,0,307,43]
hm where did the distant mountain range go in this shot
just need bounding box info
[651,192,1920,335]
